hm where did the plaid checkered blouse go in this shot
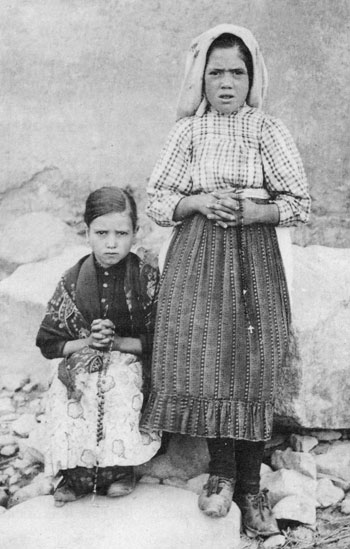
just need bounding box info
[147,105,310,227]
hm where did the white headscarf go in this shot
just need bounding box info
[176,24,268,120]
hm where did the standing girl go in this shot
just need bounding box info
[36,186,160,506]
[141,24,310,537]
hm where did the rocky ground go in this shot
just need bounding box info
[0,374,349,548]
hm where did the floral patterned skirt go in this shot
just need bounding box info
[44,350,161,477]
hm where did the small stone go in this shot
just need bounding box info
[0,413,18,423]
[28,398,44,416]
[0,374,30,393]
[11,414,37,438]
[289,434,318,453]
[8,484,21,495]
[262,534,286,548]
[273,494,316,526]
[0,398,15,415]
[9,473,20,486]
[0,507,6,514]
[0,434,17,448]
[22,382,39,394]
[316,478,344,508]
[313,441,350,482]
[12,393,27,405]
[340,493,350,514]
[317,472,350,492]
[310,430,342,442]
[8,476,54,507]
[0,488,8,507]
[163,477,187,489]
[261,463,273,477]
[271,447,317,479]
[261,469,317,507]
[139,475,160,484]
[3,466,15,477]
[0,444,18,457]
[186,474,209,495]
[265,434,288,450]
[289,526,315,544]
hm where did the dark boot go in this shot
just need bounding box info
[54,477,79,507]
[235,489,279,537]
[107,467,136,497]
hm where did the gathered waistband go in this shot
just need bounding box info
[232,188,270,200]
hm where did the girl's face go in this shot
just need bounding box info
[204,46,249,115]
[87,211,136,268]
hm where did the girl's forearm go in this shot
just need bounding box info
[173,196,199,221]
[113,337,142,355]
[62,338,91,357]
[254,203,280,225]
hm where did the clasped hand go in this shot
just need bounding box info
[88,318,115,350]
[197,189,260,228]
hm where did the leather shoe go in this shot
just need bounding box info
[235,489,279,537]
[198,475,235,518]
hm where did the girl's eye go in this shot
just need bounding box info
[96,231,107,235]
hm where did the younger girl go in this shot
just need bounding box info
[36,186,160,505]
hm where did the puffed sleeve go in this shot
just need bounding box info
[261,117,311,226]
[146,117,193,226]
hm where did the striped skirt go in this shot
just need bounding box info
[141,214,290,441]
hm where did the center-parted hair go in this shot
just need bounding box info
[84,186,138,230]
[206,33,253,91]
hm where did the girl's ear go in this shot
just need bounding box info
[85,226,90,244]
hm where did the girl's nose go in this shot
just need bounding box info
[106,235,117,248]
[221,72,234,87]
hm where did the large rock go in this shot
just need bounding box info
[0,213,80,270]
[275,245,350,429]
[0,486,241,549]
[313,441,350,483]
[0,245,89,384]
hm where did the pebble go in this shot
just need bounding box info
[0,506,6,514]
[340,493,350,514]
[11,414,37,437]
[273,494,316,526]
[0,398,15,415]
[262,534,286,548]
[316,478,344,508]
[289,525,315,544]
[0,444,18,457]
[289,434,318,453]
[8,476,53,507]
[0,413,18,423]
[0,488,8,507]
[271,447,317,479]
[0,374,30,392]
[3,466,15,477]
[0,434,17,448]
[22,382,39,394]
[310,430,342,442]
[9,473,21,486]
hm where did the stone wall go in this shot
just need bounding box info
[1,0,350,247]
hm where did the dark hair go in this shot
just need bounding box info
[84,186,138,231]
[206,33,253,89]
